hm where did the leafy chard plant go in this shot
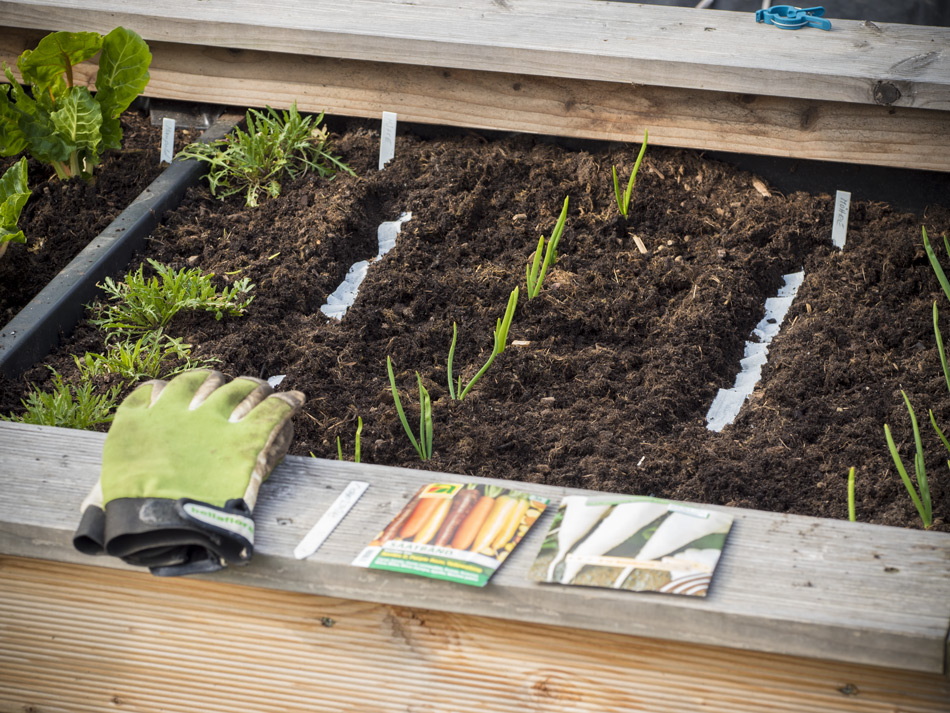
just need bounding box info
[176,102,354,207]
[0,27,151,181]
[387,357,433,461]
[1,368,119,429]
[0,157,30,260]
[612,129,648,220]
[90,258,254,337]
[447,287,519,401]
[526,197,568,299]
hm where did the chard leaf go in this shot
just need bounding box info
[0,83,28,156]
[3,66,70,165]
[0,157,31,252]
[95,27,151,151]
[51,87,102,166]
[18,31,103,92]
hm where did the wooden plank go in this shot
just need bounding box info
[1,0,948,111]
[2,555,949,713]
[1,421,949,676]
[2,29,949,172]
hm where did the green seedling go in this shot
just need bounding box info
[91,258,254,337]
[0,157,30,260]
[387,357,433,461]
[447,286,519,401]
[337,416,363,463]
[612,129,648,220]
[847,467,856,522]
[922,226,950,304]
[884,390,933,528]
[74,330,217,383]
[0,27,151,181]
[1,368,119,430]
[176,102,354,207]
[526,197,569,299]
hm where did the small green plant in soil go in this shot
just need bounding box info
[612,129,648,220]
[884,390,933,529]
[1,368,119,429]
[337,416,363,463]
[847,467,856,522]
[176,102,354,207]
[90,258,254,337]
[0,27,151,181]
[447,286,519,401]
[0,157,30,260]
[526,197,569,299]
[74,330,217,383]
[387,356,433,462]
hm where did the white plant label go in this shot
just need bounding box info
[832,190,851,249]
[294,481,369,560]
[160,117,176,164]
[379,111,397,170]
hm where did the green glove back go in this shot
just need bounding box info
[74,370,305,576]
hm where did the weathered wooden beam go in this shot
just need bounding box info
[1,0,948,110]
[2,554,949,713]
[2,27,949,172]
[2,421,949,679]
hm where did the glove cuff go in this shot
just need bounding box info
[73,497,256,576]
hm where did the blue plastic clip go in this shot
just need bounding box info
[755,5,832,31]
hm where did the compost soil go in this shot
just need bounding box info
[7,122,949,531]
[0,112,189,324]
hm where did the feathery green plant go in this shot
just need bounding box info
[74,330,217,383]
[90,258,254,337]
[387,357,432,461]
[447,286,519,401]
[1,369,119,430]
[337,416,363,463]
[526,197,568,299]
[884,390,933,528]
[0,157,31,260]
[612,129,648,220]
[176,103,354,207]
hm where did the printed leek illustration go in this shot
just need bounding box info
[545,496,612,581]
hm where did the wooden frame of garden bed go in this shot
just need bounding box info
[1,0,949,171]
[1,421,949,711]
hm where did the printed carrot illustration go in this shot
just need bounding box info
[414,497,454,544]
[399,496,443,539]
[471,494,523,554]
[433,486,481,547]
[370,488,424,546]
[492,495,530,550]
[451,486,502,550]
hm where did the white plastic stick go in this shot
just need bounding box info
[832,190,851,249]
[160,117,176,164]
[294,481,369,559]
[379,111,397,170]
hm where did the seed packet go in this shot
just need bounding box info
[353,483,548,587]
[529,495,733,597]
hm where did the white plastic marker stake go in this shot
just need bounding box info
[294,481,369,559]
[379,111,397,170]
[160,117,176,164]
[832,190,851,250]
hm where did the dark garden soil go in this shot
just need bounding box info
[5,121,949,531]
[0,111,191,325]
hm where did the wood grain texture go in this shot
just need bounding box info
[0,0,948,111]
[1,421,949,677]
[2,556,949,713]
[2,28,948,171]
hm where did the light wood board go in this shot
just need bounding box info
[2,555,949,713]
[1,421,949,677]
[2,28,949,171]
[1,0,948,110]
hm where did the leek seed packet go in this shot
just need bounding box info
[529,495,733,596]
[353,483,548,587]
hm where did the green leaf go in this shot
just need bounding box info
[51,87,103,168]
[0,83,28,157]
[0,157,31,253]
[18,31,102,91]
[3,64,71,168]
[95,26,151,150]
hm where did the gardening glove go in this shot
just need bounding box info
[73,369,305,576]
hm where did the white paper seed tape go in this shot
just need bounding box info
[705,270,804,432]
[832,190,851,249]
[294,481,369,560]
[379,111,397,170]
[160,117,176,164]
